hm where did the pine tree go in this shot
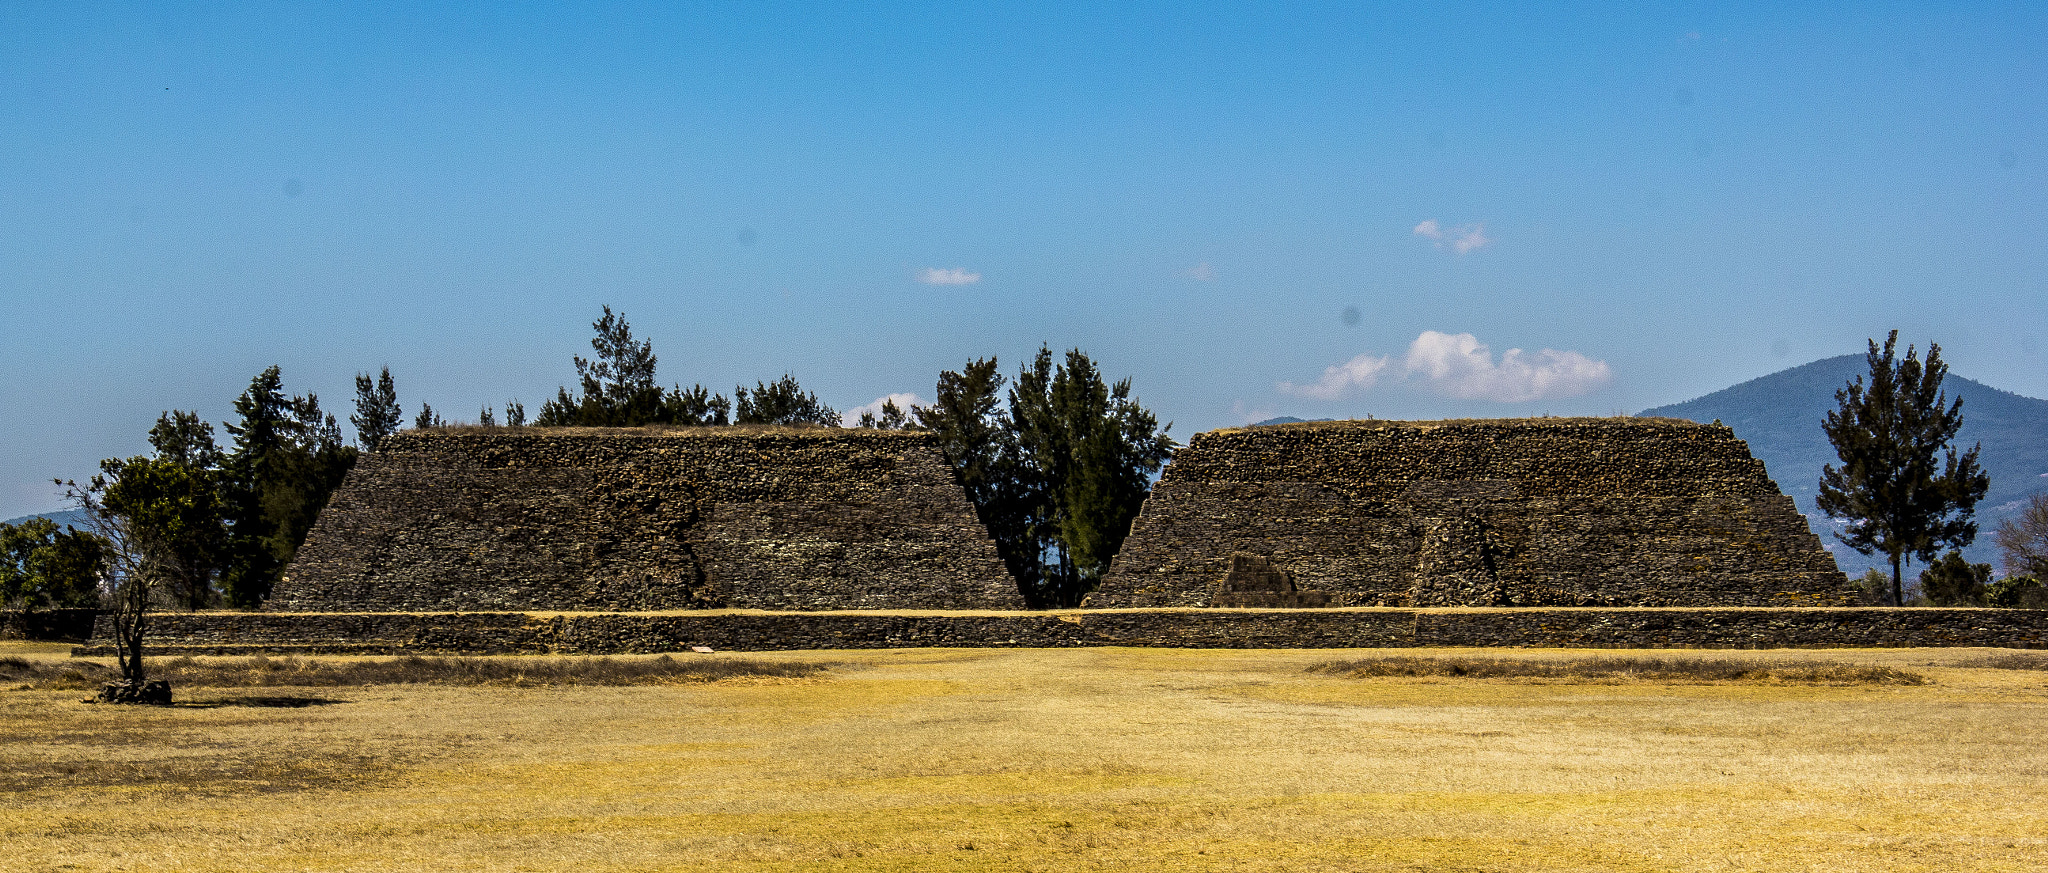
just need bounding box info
[917,350,1175,607]
[735,374,837,426]
[535,306,732,426]
[220,367,358,607]
[351,367,403,451]
[1818,331,1989,607]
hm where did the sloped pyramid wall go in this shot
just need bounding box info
[269,427,1023,612]
[1089,418,1853,608]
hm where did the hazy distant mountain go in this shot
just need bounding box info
[1250,416,1335,426]
[1641,354,2048,577]
[1,508,93,530]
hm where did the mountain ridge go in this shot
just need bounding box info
[1640,354,2048,577]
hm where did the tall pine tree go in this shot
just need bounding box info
[1818,331,1989,606]
[220,367,358,607]
[917,349,1175,607]
[351,367,403,451]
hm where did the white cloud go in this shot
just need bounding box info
[841,392,924,428]
[1412,219,1490,254]
[1450,224,1490,253]
[1279,330,1612,404]
[1185,262,1216,281]
[1231,399,1277,425]
[916,267,981,286]
[1277,353,1393,400]
[1401,330,1612,402]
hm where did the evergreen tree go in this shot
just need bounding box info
[1918,550,1991,606]
[856,399,914,430]
[351,367,403,451]
[735,374,837,426]
[1818,332,1990,607]
[220,367,358,607]
[505,399,527,427]
[1008,347,1176,606]
[535,306,731,426]
[914,358,1034,588]
[916,350,1175,607]
[414,402,444,429]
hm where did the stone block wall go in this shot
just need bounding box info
[268,427,1023,612]
[75,607,2048,656]
[1090,418,1854,608]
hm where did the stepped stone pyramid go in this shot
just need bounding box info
[268,427,1023,612]
[1088,418,1853,608]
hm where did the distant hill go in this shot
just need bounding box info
[1251,416,1335,426]
[1641,354,2048,577]
[1,508,93,530]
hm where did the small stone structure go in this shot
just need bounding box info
[1089,418,1853,608]
[268,427,1024,612]
[1210,554,1332,608]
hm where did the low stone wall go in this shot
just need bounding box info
[1,609,102,642]
[72,607,2048,656]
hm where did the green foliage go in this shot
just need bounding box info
[918,349,1176,607]
[856,398,914,430]
[350,367,403,451]
[1850,568,1893,606]
[414,402,444,429]
[1994,493,2048,580]
[535,306,733,427]
[915,358,1033,591]
[505,399,527,427]
[91,411,231,609]
[1985,575,2048,609]
[735,374,837,426]
[1817,332,1990,606]
[220,367,359,608]
[0,517,107,611]
[1918,550,1992,606]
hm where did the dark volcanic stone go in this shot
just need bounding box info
[268,427,1023,612]
[1088,418,1854,608]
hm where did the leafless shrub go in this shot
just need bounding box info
[1305,655,1926,685]
[4,654,823,689]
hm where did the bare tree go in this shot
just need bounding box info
[1996,493,2048,580]
[57,456,214,705]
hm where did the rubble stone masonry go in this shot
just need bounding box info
[266,427,1024,612]
[1090,418,1853,608]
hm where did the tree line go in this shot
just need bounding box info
[11,315,2048,648]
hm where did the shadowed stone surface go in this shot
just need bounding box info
[1090,418,1854,608]
[267,428,1023,612]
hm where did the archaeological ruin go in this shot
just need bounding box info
[62,417,2048,656]
[266,427,1024,612]
[1087,417,1856,609]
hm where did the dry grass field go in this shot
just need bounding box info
[4,641,2046,872]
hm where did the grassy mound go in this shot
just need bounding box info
[1306,655,1927,685]
[0,653,824,690]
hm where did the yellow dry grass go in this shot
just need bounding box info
[4,641,2045,872]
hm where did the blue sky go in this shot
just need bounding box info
[3,3,2045,519]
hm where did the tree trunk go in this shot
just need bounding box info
[1891,552,1905,608]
